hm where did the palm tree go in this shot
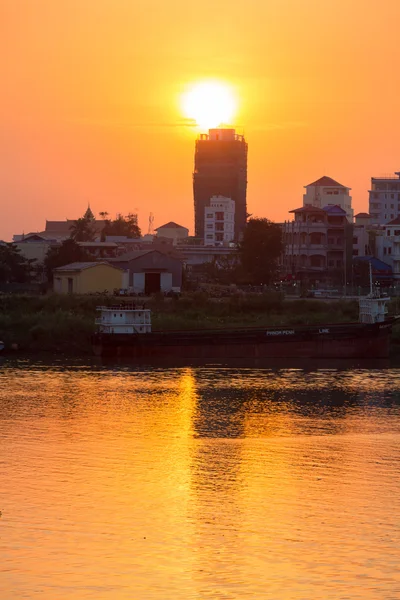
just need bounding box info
[69,217,96,242]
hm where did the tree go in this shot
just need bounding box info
[44,239,91,282]
[102,213,141,239]
[0,243,35,283]
[239,218,283,285]
[70,207,97,241]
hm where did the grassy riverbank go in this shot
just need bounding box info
[3,291,394,355]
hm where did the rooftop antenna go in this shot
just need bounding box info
[148,212,154,235]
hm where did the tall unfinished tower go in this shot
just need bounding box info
[193,128,248,241]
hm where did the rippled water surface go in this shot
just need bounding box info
[1,358,400,599]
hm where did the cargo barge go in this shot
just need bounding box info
[92,294,397,359]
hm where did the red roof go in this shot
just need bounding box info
[289,205,325,214]
[355,212,370,218]
[306,176,348,188]
[387,217,400,225]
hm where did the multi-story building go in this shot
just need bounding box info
[352,213,372,258]
[369,172,400,225]
[193,128,247,241]
[303,176,353,222]
[374,216,400,280]
[204,195,235,246]
[282,204,352,284]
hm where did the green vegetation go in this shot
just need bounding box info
[0,243,35,284]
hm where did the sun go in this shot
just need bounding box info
[181,81,237,131]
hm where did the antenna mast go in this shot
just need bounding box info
[148,212,154,235]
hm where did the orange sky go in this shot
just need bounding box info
[1,0,400,240]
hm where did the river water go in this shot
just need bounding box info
[1,358,400,599]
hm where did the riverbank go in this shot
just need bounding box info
[1,292,399,354]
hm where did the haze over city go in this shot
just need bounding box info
[1,0,400,241]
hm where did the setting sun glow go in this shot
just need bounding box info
[181,81,237,131]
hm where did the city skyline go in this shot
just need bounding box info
[2,0,400,241]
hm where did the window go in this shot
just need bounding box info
[384,248,387,255]
[389,247,392,255]
[387,230,391,236]
[391,204,395,209]
[206,234,213,239]
[392,194,395,199]
[216,212,224,220]
[206,213,213,218]
[328,260,334,267]
[207,224,213,229]
[334,190,339,195]
[395,230,400,236]
[373,193,379,199]
[215,223,224,231]
[353,237,358,244]
[353,249,359,256]
[215,233,223,242]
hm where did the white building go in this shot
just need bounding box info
[303,176,353,222]
[154,222,189,244]
[368,172,400,225]
[204,195,235,246]
[375,216,400,279]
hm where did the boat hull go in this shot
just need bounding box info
[92,319,395,359]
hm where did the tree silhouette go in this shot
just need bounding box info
[44,239,91,281]
[239,218,283,285]
[0,243,35,283]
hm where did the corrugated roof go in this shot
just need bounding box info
[54,261,121,272]
[306,176,348,188]
[154,221,188,230]
[322,204,347,214]
[106,250,152,262]
[355,212,371,218]
[78,241,118,247]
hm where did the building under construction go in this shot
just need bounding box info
[193,128,248,241]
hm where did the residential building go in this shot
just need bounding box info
[352,213,372,258]
[282,205,352,284]
[204,195,235,246]
[154,222,189,244]
[53,262,124,294]
[375,216,400,280]
[369,172,400,225]
[303,176,353,222]
[77,241,121,259]
[193,128,247,241]
[13,233,58,264]
[107,250,183,294]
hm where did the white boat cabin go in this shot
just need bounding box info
[359,293,389,324]
[96,306,151,334]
